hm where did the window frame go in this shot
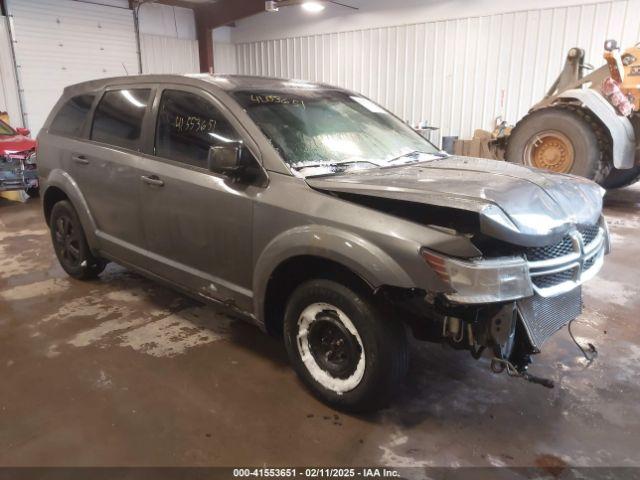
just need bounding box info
[87,83,158,153]
[146,84,266,181]
[47,93,99,140]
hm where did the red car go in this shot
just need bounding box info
[0,118,39,197]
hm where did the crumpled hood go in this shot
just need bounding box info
[306,156,604,247]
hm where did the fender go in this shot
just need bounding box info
[538,88,636,169]
[252,225,415,325]
[43,169,100,252]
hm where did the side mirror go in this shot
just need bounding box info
[207,143,245,175]
[16,127,31,137]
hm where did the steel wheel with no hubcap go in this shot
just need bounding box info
[524,130,575,173]
[296,302,365,394]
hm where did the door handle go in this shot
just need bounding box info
[72,154,89,165]
[141,175,164,187]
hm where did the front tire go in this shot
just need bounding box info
[49,200,106,280]
[284,279,409,412]
[506,107,611,183]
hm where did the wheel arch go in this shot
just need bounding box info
[253,226,415,335]
[42,169,99,250]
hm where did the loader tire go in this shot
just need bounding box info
[506,106,611,184]
[601,165,640,189]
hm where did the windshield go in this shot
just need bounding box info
[232,89,441,174]
[0,120,16,136]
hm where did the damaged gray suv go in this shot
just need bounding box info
[38,75,609,412]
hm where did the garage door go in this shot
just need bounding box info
[0,16,21,127]
[5,0,140,136]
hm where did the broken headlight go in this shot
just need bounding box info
[421,248,533,304]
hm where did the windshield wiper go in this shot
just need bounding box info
[293,160,381,171]
[387,150,448,163]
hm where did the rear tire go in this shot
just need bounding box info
[49,200,107,280]
[601,165,640,189]
[506,107,611,183]
[283,279,409,412]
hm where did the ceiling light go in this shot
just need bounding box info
[301,2,325,13]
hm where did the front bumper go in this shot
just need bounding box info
[424,218,609,305]
[426,219,609,358]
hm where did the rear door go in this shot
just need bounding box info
[72,85,155,264]
[137,86,264,312]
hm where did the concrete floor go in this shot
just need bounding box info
[1,186,639,469]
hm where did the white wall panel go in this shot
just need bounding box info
[140,34,198,74]
[6,0,139,136]
[213,42,238,74]
[234,0,640,145]
[0,17,22,127]
[138,3,196,40]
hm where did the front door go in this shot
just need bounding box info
[138,87,262,312]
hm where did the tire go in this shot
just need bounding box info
[49,200,107,280]
[283,279,409,412]
[25,187,39,198]
[506,107,611,183]
[601,165,640,189]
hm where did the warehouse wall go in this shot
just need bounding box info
[213,26,238,75]
[5,0,139,136]
[231,0,598,42]
[3,1,197,136]
[138,3,199,75]
[0,16,21,127]
[228,0,640,144]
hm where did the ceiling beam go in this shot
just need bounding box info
[194,0,264,29]
[196,14,214,73]
[192,0,265,73]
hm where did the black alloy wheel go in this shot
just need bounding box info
[49,200,106,280]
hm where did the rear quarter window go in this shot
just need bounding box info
[90,89,151,151]
[49,94,95,137]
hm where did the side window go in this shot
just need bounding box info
[49,94,95,137]
[155,89,242,169]
[91,88,151,150]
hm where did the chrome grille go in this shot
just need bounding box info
[526,223,605,297]
[532,268,576,289]
[525,235,573,262]
[517,286,583,349]
[583,255,597,271]
[578,224,599,246]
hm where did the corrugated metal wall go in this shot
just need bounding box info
[140,34,198,74]
[138,2,198,74]
[213,42,238,74]
[6,0,139,136]
[0,16,22,127]
[234,0,640,144]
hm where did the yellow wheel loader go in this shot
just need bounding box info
[506,40,640,188]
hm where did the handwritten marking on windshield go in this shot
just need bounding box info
[250,94,305,108]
